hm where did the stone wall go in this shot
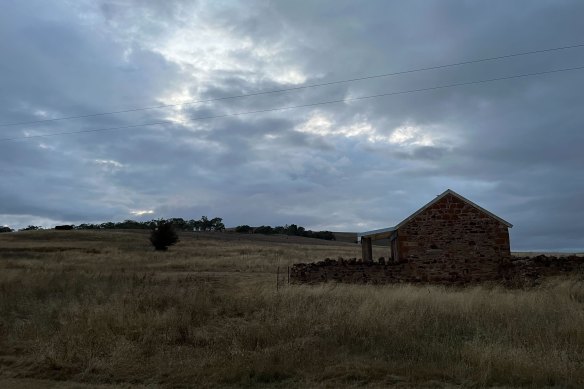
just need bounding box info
[290,255,584,286]
[290,257,487,285]
[394,193,510,282]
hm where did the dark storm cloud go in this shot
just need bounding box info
[1,0,583,250]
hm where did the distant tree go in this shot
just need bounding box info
[311,230,336,241]
[186,219,198,231]
[150,220,179,251]
[233,223,335,241]
[285,224,298,235]
[210,217,225,231]
[0,226,12,233]
[254,225,274,235]
[169,218,189,231]
[55,225,74,230]
[143,220,157,230]
[19,225,42,231]
[192,219,203,231]
[200,216,212,231]
[235,225,253,233]
[75,223,99,230]
[114,220,147,229]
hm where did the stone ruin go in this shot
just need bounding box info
[290,255,584,286]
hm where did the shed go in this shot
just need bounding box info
[357,189,513,282]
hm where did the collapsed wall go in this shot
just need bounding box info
[290,255,584,286]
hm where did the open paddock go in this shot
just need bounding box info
[0,230,583,388]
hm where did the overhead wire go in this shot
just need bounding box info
[2,42,584,128]
[2,65,583,142]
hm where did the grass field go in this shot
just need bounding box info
[1,230,583,388]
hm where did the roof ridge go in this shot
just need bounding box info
[394,189,512,229]
[358,189,512,240]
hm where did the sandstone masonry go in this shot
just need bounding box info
[290,255,584,286]
[356,189,513,283]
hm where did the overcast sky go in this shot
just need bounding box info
[1,1,584,251]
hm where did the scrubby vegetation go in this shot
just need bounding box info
[19,225,43,231]
[0,230,583,388]
[2,218,336,242]
[76,216,225,232]
[149,219,179,251]
[0,216,226,233]
[235,223,336,241]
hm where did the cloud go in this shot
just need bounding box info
[130,209,154,216]
[1,0,584,250]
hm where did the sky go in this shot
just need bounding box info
[1,0,584,251]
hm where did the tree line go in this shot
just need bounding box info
[1,218,336,242]
[0,216,225,233]
[235,224,336,240]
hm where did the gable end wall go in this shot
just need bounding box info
[396,193,510,282]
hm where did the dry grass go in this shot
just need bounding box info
[1,230,583,388]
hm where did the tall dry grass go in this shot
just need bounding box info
[1,230,583,387]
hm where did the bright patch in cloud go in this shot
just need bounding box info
[296,114,334,135]
[130,209,154,216]
[296,114,457,148]
[38,143,55,151]
[296,113,389,143]
[271,68,307,85]
[34,110,49,118]
[389,125,436,147]
[94,159,124,168]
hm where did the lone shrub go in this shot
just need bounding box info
[150,220,179,251]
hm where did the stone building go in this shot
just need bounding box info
[357,189,512,282]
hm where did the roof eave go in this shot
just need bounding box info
[356,226,397,242]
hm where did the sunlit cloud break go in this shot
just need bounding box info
[130,210,154,216]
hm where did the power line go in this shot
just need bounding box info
[2,65,583,142]
[2,42,584,128]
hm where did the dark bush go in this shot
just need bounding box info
[55,225,74,230]
[308,230,336,241]
[150,220,179,251]
[273,226,286,234]
[115,220,149,229]
[254,225,274,235]
[234,223,336,241]
[75,223,99,230]
[0,226,13,233]
[19,225,42,231]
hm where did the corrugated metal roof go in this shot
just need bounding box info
[357,226,396,242]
